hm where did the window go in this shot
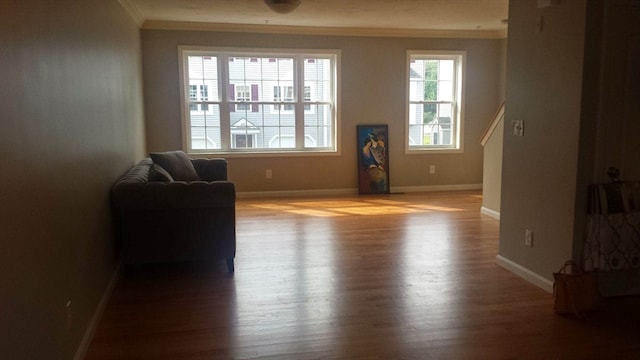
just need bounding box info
[189,85,198,111]
[230,119,259,149]
[179,47,339,154]
[235,85,250,111]
[234,134,254,148]
[189,84,209,111]
[303,86,312,111]
[406,51,465,152]
[273,85,294,112]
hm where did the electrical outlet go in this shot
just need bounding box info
[265,169,272,179]
[429,165,436,174]
[525,229,533,248]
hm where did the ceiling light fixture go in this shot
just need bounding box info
[264,0,302,14]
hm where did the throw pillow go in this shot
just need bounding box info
[148,163,174,182]
[150,150,200,182]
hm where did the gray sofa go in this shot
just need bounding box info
[111,155,236,272]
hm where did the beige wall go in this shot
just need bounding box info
[500,0,588,281]
[498,38,508,102]
[481,37,507,216]
[500,0,640,291]
[482,116,503,215]
[141,30,503,193]
[0,1,145,359]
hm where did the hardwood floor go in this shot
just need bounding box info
[85,191,640,359]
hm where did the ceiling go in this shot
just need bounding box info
[123,0,509,38]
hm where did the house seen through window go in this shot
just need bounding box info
[407,50,465,152]
[179,47,339,154]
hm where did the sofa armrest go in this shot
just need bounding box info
[191,158,228,182]
[112,181,235,210]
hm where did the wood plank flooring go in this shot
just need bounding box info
[85,191,640,359]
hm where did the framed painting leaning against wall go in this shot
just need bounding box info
[357,124,390,194]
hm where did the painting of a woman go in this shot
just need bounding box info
[357,125,390,194]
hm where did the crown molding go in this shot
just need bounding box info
[142,20,508,39]
[118,0,144,28]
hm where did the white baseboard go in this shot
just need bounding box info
[480,206,500,220]
[237,184,482,199]
[391,183,482,193]
[237,188,358,198]
[74,262,121,360]
[495,255,553,293]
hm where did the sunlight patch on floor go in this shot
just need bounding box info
[248,199,464,217]
[286,209,348,217]
[408,204,463,212]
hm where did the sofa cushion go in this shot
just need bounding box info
[150,150,200,182]
[148,163,174,182]
[191,158,228,182]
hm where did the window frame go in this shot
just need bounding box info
[405,50,466,154]
[178,46,341,157]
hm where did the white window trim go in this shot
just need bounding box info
[178,46,342,157]
[405,50,466,154]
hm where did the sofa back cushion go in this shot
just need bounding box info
[191,158,228,181]
[148,163,174,182]
[150,150,200,182]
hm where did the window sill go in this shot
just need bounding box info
[405,147,464,155]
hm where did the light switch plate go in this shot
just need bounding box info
[525,229,534,247]
[512,120,524,136]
